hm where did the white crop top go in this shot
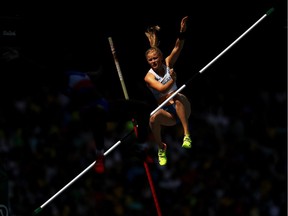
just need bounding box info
[147,65,177,101]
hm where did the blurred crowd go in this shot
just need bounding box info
[0,61,286,216]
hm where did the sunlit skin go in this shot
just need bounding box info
[144,16,191,150]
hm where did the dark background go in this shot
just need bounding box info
[0,0,286,216]
[0,1,286,100]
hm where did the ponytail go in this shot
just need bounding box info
[145,25,160,47]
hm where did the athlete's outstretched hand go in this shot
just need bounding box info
[180,16,188,32]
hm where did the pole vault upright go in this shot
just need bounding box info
[150,7,274,117]
[108,37,163,216]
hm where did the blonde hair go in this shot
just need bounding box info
[145,25,163,58]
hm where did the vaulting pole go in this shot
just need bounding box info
[109,37,163,216]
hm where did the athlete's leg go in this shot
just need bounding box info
[150,109,176,165]
[174,93,191,136]
[149,109,176,148]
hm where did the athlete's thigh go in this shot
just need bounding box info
[175,93,191,117]
[156,109,176,126]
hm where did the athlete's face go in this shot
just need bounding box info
[146,50,162,70]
